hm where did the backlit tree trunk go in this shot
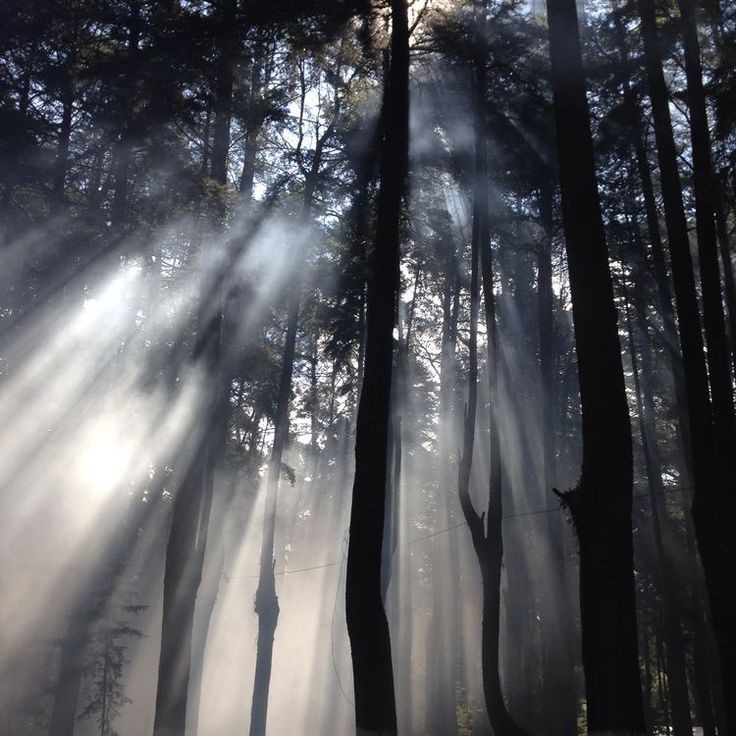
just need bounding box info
[345,1,408,732]
[546,0,645,730]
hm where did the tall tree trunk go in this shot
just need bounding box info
[153,282,225,736]
[714,178,736,378]
[638,0,736,724]
[153,12,235,722]
[345,1,408,732]
[249,128,326,736]
[471,45,527,735]
[248,257,299,736]
[48,610,89,736]
[51,78,74,213]
[624,278,693,736]
[1,62,32,229]
[546,0,645,731]
[612,6,693,476]
[426,236,460,736]
[536,181,578,736]
[209,0,237,185]
[110,0,141,231]
[678,0,736,431]
[238,51,264,202]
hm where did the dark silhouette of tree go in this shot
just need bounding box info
[546,0,645,731]
[637,0,736,724]
[455,13,528,732]
[153,5,238,731]
[345,1,408,733]
[78,604,145,736]
[249,52,343,736]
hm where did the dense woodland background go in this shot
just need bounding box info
[1,0,735,734]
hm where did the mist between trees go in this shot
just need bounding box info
[1,0,735,734]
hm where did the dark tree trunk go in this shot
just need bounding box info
[153,23,235,721]
[537,182,556,490]
[714,178,736,379]
[248,265,298,736]
[110,1,141,231]
[678,0,736,435]
[238,53,264,202]
[638,0,736,724]
[425,231,460,736]
[624,279,693,736]
[249,120,326,736]
[383,298,412,735]
[473,51,527,735]
[1,62,32,227]
[345,1,408,732]
[612,7,693,475]
[209,0,237,185]
[536,181,578,736]
[456,107,526,736]
[546,0,645,731]
[153,293,225,736]
[51,80,74,213]
[48,613,89,736]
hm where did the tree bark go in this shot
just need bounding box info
[425,233,460,736]
[624,277,693,736]
[474,51,527,736]
[638,0,736,724]
[110,0,141,231]
[153,283,225,736]
[345,1,408,732]
[714,177,736,379]
[153,22,236,722]
[248,89,331,735]
[546,0,645,730]
[209,0,237,185]
[51,77,74,213]
[536,181,578,736]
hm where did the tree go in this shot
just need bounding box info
[636,0,736,723]
[77,603,144,736]
[455,10,528,731]
[345,1,409,733]
[546,0,645,731]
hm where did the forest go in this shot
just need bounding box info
[0,0,735,734]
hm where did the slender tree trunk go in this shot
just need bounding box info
[714,178,736,378]
[345,2,408,732]
[153,291,224,736]
[475,55,527,735]
[624,281,693,736]
[1,62,32,229]
[426,239,460,736]
[536,181,578,736]
[690,612,718,736]
[678,0,736,432]
[638,0,736,723]
[546,0,645,731]
[209,0,237,186]
[612,7,693,474]
[248,266,298,736]
[636,0,712,475]
[110,1,141,231]
[249,131,326,735]
[153,13,235,722]
[51,80,74,213]
[238,53,264,201]
[48,612,89,736]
